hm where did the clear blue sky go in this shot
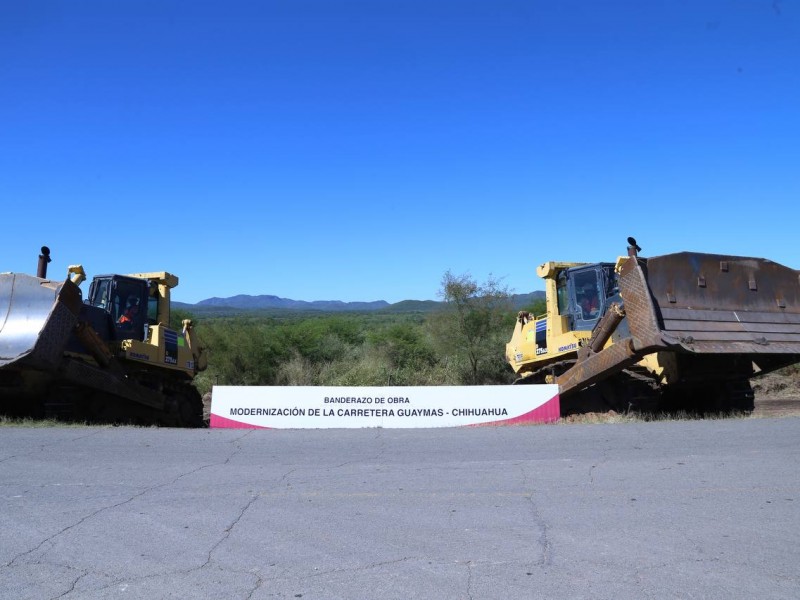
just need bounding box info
[1,1,798,304]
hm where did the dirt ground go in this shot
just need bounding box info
[751,369,800,418]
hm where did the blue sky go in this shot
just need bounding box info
[1,1,798,304]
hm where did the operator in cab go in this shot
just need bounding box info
[579,283,599,319]
[118,298,140,327]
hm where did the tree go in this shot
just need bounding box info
[521,297,547,318]
[430,271,515,385]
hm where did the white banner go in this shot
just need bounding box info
[210,385,559,429]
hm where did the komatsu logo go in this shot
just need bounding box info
[558,343,578,352]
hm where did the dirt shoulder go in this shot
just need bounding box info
[752,369,800,418]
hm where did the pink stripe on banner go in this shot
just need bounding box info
[468,394,560,427]
[210,414,271,429]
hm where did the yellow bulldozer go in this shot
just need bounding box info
[0,247,207,426]
[506,238,800,415]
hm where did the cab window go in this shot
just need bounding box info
[147,286,159,325]
[113,281,144,325]
[89,278,111,310]
[556,272,569,315]
[574,271,601,321]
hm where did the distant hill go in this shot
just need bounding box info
[511,291,546,310]
[196,294,389,312]
[380,299,441,313]
[174,291,545,316]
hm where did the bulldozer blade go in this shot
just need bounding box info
[643,252,800,355]
[0,274,83,370]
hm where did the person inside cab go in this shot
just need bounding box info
[118,297,140,327]
[579,283,599,319]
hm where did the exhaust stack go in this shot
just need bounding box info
[37,246,51,279]
[626,237,641,258]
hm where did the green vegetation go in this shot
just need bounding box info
[190,272,519,395]
[429,271,515,385]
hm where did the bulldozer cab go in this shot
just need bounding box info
[87,275,149,341]
[560,264,617,331]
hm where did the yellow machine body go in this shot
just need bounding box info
[0,252,208,426]
[506,239,800,414]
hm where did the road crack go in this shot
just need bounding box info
[0,428,107,464]
[518,463,552,568]
[4,434,248,568]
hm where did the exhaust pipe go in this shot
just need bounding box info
[37,246,51,279]
[627,237,641,258]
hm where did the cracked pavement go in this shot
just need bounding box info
[1,418,799,599]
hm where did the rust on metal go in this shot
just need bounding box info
[643,252,800,355]
[618,259,665,351]
[74,322,114,367]
[22,279,83,369]
[589,302,625,354]
[558,337,638,396]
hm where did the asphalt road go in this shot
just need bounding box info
[1,417,799,600]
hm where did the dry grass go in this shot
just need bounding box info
[0,415,88,428]
[559,409,755,425]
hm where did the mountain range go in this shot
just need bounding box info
[174,292,545,314]
[196,294,390,312]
